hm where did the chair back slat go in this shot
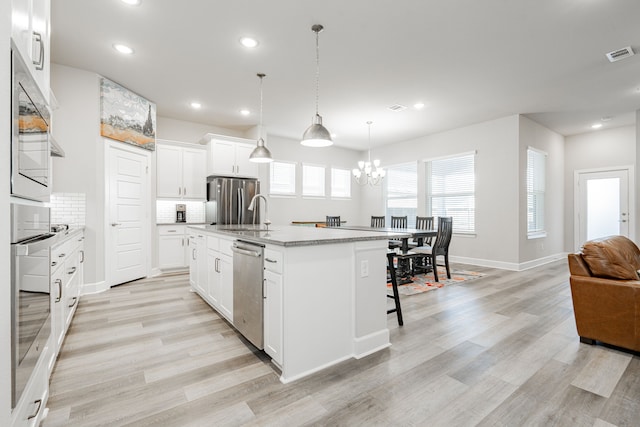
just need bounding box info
[371,216,385,227]
[326,216,341,226]
[415,216,434,245]
[390,216,407,229]
[433,217,453,254]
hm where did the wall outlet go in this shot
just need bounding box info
[360,260,369,278]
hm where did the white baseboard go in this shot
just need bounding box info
[450,252,567,272]
[151,267,162,277]
[80,280,108,295]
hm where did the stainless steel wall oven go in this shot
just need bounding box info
[10,203,54,409]
[11,42,51,202]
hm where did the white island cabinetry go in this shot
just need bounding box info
[188,225,395,383]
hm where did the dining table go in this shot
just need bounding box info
[328,225,437,282]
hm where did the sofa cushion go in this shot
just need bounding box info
[581,236,640,280]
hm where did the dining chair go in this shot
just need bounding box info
[386,252,403,326]
[325,215,341,227]
[371,216,385,228]
[413,216,453,282]
[410,216,434,247]
[388,216,407,250]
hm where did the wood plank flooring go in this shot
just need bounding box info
[43,261,640,426]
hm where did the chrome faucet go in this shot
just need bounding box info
[248,194,271,229]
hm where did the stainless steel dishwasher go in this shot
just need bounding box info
[231,240,265,349]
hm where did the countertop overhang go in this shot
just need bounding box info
[188,224,409,247]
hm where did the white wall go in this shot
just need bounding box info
[360,115,523,268]
[564,125,636,250]
[2,1,13,423]
[51,64,105,285]
[157,116,244,144]
[260,135,364,226]
[518,116,565,264]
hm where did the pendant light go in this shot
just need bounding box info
[301,24,333,147]
[249,73,273,163]
[353,121,385,186]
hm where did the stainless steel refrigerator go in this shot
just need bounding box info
[205,176,260,225]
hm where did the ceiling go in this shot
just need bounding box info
[50,0,640,150]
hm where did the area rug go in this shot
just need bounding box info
[387,267,486,296]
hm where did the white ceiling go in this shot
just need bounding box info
[50,0,640,150]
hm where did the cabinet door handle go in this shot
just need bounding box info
[51,261,57,267]
[27,399,42,420]
[59,253,66,258]
[178,187,182,195]
[182,238,185,247]
[32,32,44,70]
[80,250,85,263]
[69,297,78,308]
[265,258,277,264]
[184,187,187,196]
[68,266,77,275]
[55,279,62,303]
[167,230,177,233]
[192,248,196,260]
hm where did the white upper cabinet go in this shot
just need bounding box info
[204,134,259,178]
[12,0,50,104]
[156,141,207,200]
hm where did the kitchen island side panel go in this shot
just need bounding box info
[280,240,390,383]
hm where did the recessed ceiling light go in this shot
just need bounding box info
[414,102,425,109]
[591,123,603,129]
[121,0,141,5]
[240,37,259,48]
[240,109,251,116]
[190,102,201,109]
[113,44,134,55]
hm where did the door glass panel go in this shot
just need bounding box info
[587,178,620,240]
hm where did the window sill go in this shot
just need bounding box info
[453,232,476,238]
[527,231,547,240]
[269,193,296,199]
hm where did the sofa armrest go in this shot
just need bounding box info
[569,275,640,351]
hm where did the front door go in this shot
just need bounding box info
[576,168,630,249]
[107,142,150,286]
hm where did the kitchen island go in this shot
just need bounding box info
[188,224,409,383]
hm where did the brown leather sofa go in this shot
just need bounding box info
[568,235,640,352]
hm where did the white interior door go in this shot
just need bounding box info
[576,168,630,248]
[107,143,150,286]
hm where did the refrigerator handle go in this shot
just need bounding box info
[238,187,244,224]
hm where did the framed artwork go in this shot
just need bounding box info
[100,77,156,150]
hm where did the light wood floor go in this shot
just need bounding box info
[43,260,640,427]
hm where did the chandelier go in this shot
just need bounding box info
[353,121,385,186]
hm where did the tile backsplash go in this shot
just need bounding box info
[50,193,86,227]
[156,200,205,223]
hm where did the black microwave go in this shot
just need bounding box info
[11,43,51,202]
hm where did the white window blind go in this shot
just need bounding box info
[269,161,296,195]
[385,163,417,227]
[302,164,325,197]
[427,153,475,234]
[527,148,546,236]
[331,168,351,198]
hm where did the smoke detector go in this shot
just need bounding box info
[606,46,634,63]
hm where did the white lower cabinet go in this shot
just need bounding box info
[158,225,188,269]
[263,247,283,366]
[202,235,233,322]
[12,359,48,427]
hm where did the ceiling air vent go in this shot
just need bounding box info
[606,46,635,63]
[387,104,407,112]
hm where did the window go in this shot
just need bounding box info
[302,164,325,197]
[269,161,296,196]
[331,168,351,198]
[385,162,417,227]
[527,147,546,237]
[426,152,475,234]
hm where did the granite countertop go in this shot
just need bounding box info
[187,224,409,247]
[157,222,207,226]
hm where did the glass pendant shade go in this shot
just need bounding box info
[353,121,385,186]
[301,114,333,147]
[249,137,272,163]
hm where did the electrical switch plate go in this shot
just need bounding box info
[360,260,369,278]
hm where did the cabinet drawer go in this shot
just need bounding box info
[51,240,70,269]
[218,237,234,256]
[158,225,186,235]
[207,235,219,250]
[264,248,283,274]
